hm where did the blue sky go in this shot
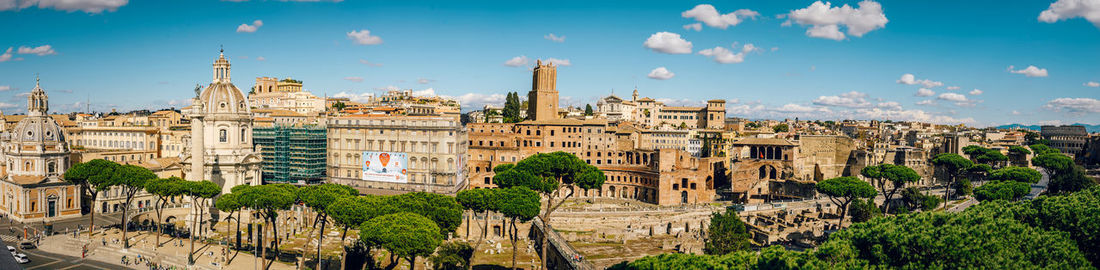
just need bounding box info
[0,0,1097,127]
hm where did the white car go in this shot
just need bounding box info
[12,253,29,264]
[5,246,13,253]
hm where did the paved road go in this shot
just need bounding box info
[16,246,123,270]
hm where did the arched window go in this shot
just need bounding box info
[47,162,55,174]
[240,128,247,142]
[759,166,767,179]
[219,129,228,142]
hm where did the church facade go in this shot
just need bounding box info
[181,51,262,194]
[0,79,82,223]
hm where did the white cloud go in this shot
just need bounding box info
[1012,110,1022,115]
[946,86,960,90]
[773,103,822,113]
[854,108,974,124]
[0,0,128,13]
[812,91,871,108]
[876,101,901,110]
[806,24,845,40]
[450,92,506,110]
[0,47,11,62]
[655,98,702,107]
[503,55,529,67]
[1007,65,1048,77]
[915,88,935,97]
[417,78,435,84]
[785,0,888,41]
[647,67,675,80]
[358,59,382,67]
[347,29,383,45]
[343,76,363,83]
[17,45,55,56]
[681,4,759,29]
[545,58,571,66]
[1086,81,1100,87]
[256,56,266,61]
[0,102,18,109]
[333,91,374,103]
[0,86,10,91]
[374,85,400,91]
[236,20,263,33]
[968,89,983,95]
[412,88,435,97]
[683,23,702,31]
[1039,0,1100,28]
[916,99,935,106]
[698,43,757,64]
[937,93,967,102]
[1044,97,1100,114]
[544,33,565,43]
[643,32,693,54]
[896,73,943,88]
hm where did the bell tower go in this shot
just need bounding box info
[527,60,559,121]
[212,48,231,83]
[28,76,48,117]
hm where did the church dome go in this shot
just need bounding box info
[200,82,249,114]
[11,79,65,145]
[11,116,66,144]
[198,51,250,114]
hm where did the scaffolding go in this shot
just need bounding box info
[253,125,327,184]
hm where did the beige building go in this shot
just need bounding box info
[67,126,160,153]
[467,63,722,205]
[326,114,468,195]
[181,50,263,194]
[248,77,326,115]
[0,79,82,223]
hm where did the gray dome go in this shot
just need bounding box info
[199,82,250,114]
[11,116,65,144]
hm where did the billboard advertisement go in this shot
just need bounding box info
[362,151,408,183]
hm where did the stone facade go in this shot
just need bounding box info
[0,79,82,223]
[181,50,263,194]
[467,64,721,205]
[326,114,467,195]
[527,60,559,122]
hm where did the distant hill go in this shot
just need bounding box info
[996,123,1100,133]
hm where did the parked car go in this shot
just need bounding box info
[12,253,29,264]
[18,241,35,250]
[5,245,14,253]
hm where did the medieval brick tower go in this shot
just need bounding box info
[527,60,558,121]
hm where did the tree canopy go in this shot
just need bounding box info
[1008,145,1031,156]
[703,211,751,255]
[974,180,1031,201]
[772,123,789,133]
[613,187,1100,269]
[360,212,443,268]
[493,151,606,193]
[989,166,1042,184]
[495,187,540,222]
[1028,144,1060,155]
[379,192,464,235]
[816,176,876,227]
[1033,153,1075,174]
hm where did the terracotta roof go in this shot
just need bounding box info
[732,137,797,146]
[125,157,181,170]
[662,106,704,111]
[9,175,47,185]
[518,118,607,126]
